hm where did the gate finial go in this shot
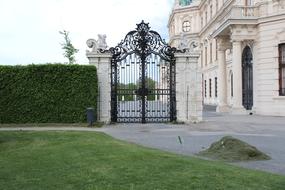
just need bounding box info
[136,20,150,33]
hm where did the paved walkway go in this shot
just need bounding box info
[1,110,285,175]
[101,110,285,175]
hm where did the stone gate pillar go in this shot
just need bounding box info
[175,51,202,123]
[86,37,112,123]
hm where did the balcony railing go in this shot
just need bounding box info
[217,5,258,27]
[231,5,259,18]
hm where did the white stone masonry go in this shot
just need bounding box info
[175,52,203,123]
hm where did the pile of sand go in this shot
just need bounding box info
[198,136,271,162]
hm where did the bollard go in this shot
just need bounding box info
[86,107,95,127]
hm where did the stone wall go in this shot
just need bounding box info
[255,17,285,116]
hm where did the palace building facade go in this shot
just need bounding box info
[169,0,285,116]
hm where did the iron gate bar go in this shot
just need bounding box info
[108,21,179,123]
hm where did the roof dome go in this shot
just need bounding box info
[179,0,192,6]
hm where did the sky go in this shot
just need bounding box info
[0,0,174,65]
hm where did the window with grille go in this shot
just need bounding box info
[279,44,285,96]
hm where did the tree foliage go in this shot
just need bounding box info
[118,78,158,101]
[59,30,79,64]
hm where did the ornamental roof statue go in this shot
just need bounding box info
[179,0,192,6]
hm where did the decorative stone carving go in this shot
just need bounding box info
[86,34,108,53]
[98,34,108,49]
[86,39,97,52]
[178,33,189,50]
[189,40,199,52]
[178,33,199,53]
[273,0,285,10]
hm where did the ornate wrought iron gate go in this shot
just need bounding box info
[110,21,176,123]
[242,46,253,110]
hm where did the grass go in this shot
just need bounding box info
[198,136,271,162]
[0,123,104,128]
[0,132,284,190]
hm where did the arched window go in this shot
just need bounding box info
[279,44,285,96]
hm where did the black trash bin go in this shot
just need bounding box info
[86,107,95,127]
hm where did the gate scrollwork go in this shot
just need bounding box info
[110,21,177,123]
[110,21,177,62]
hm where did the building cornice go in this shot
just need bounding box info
[212,11,285,39]
[199,0,235,37]
[258,11,285,25]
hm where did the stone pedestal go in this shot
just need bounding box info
[175,52,203,123]
[86,51,112,123]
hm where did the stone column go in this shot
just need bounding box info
[216,38,230,112]
[175,52,203,123]
[86,51,112,123]
[232,40,245,113]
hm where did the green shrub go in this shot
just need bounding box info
[0,64,98,123]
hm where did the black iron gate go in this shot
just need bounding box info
[242,46,253,110]
[110,21,176,123]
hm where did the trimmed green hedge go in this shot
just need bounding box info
[0,64,98,123]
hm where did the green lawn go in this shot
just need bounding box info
[0,123,102,128]
[0,131,284,190]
